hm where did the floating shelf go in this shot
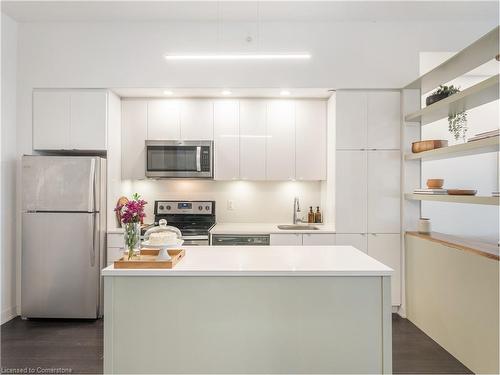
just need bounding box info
[405,74,499,125]
[405,193,499,206]
[405,136,499,161]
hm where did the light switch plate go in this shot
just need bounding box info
[227,200,235,210]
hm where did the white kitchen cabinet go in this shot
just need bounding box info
[266,100,295,180]
[336,91,400,150]
[367,151,401,233]
[335,151,368,233]
[214,100,239,180]
[302,233,336,246]
[122,100,148,180]
[270,233,302,246]
[70,91,107,150]
[33,90,71,150]
[335,234,368,253]
[180,99,213,140]
[367,91,401,150]
[336,91,367,150]
[367,233,401,305]
[147,100,181,140]
[239,100,267,180]
[107,233,125,265]
[295,100,327,180]
[33,89,108,151]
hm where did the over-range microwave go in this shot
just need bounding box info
[145,140,213,178]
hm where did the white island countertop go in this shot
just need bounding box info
[209,222,335,234]
[102,245,392,277]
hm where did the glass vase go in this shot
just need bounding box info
[124,222,141,259]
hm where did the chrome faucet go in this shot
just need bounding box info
[293,197,303,224]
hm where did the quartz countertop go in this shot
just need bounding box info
[101,245,392,277]
[209,222,335,235]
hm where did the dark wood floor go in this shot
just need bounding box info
[1,314,471,374]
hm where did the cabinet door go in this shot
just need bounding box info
[147,100,180,140]
[266,100,295,180]
[33,90,71,150]
[270,233,303,246]
[367,151,401,233]
[240,100,266,180]
[214,100,239,180]
[302,233,335,246]
[336,91,367,149]
[295,100,327,180]
[180,99,213,140]
[70,91,107,150]
[368,234,401,305]
[335,234,368,253]
[335,151,368,233]
[122,100,148,179]
[367,91,401,150]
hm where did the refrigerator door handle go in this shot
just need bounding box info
[90,213,96,267]
[88,158,96,212]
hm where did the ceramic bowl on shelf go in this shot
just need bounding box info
[412,140,448,153]
[447,189,477,196]
[426,179,444,189]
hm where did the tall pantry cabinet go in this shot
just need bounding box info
[335,90,401,306]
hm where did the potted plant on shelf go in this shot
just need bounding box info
[115,193,147,259]
[425,84,460,106]
[448,111,468,142]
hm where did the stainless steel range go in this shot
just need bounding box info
[151,200,216,246]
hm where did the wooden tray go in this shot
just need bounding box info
[447,189,477,196]
[114,249,185,269]
[412,140,448,153]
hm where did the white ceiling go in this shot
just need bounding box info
[112,87,333,99]
[2,1,498,23]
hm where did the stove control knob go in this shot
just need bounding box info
[205,205,210,211]
[198,205,203,211]
[166,205,171,210]
[159,205,164,211]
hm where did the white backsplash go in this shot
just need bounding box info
[119,180,323,224]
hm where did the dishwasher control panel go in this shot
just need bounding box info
[211,234,270,246]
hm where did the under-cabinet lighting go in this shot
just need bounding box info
[280,90,291,96]
[164,53,311,61]
[221,90,232,96]
[163,90,173,95]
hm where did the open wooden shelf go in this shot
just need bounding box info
[405,136,499,161]
[405,74,499,125]
[405,193,499,206]
[406,231,499,261]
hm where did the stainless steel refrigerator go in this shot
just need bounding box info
[21,155,106,319]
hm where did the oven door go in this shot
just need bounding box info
[182,235,209,246]
[145,140,213,178]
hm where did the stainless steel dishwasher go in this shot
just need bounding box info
[211,234,270,246]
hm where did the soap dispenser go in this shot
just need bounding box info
[314,207,322,223]
[308,207,315,223]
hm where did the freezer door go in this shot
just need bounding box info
[22,155,99,212]
[21,212,100,318]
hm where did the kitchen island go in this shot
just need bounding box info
[102,245,393,374]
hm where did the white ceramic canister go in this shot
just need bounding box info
[418,218,431,234]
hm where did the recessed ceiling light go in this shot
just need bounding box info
[164,53,311,61]
[280,90,291,96]
[221,90,232,96]
[163,90,173,95]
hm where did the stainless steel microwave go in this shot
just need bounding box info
[145,140,213,178]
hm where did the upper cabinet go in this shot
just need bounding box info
[295,100,327,180]
[266,100,295,180]
[33,89,108,151]
[239,100,267,180]
[122,100,148,180]
[336,90,400,150]
[180,99,214,140]
[147,100,180,140]
[214,100,239,180]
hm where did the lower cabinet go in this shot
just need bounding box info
[335,233,368,253]
[367,234,401,306]
[270,233,336,246]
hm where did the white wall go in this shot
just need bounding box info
[419,54,499,243]
[120,180,321,224]
[1,13,18,323]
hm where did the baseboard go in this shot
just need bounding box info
[1,305,18,324]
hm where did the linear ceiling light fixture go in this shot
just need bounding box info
[164,53,311,61]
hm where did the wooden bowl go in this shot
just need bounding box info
[447,189,477,196]
[412,140,448,153]
[426,179,444,189]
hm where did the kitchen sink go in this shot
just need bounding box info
[277,224,319,230]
